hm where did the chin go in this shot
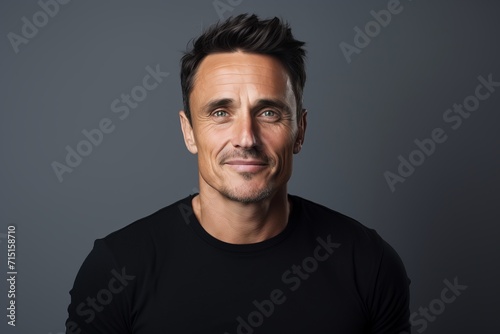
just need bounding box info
[219,184,273,204]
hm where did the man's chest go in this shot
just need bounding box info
[130,254,368,333]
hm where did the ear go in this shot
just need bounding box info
[293,109,307,154]
[179,110,198,154]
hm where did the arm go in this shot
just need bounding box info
[369,238,411,334]
[66,239,134,334]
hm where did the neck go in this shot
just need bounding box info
[192,184,291,244]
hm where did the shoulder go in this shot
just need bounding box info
[291,195,410,323]
[66,197,193,331]
[94,195,194,266]
[290,195,406,278]
[290,194,382,246]
[104,196,192,242]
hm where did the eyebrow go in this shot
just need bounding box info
[201,98,234,114]
[253,99,292,115]
[201,98,292,115]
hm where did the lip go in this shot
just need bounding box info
[224,160,268,173]
[225,160,267,165]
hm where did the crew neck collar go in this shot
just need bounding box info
[183,193,299,253]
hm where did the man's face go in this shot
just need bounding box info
[180,52,306,203]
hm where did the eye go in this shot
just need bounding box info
[213,110,228,117]
[261,110,277,117]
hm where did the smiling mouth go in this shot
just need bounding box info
[224,160,268,173]
[225,160,267,165]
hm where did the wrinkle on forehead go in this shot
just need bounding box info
[194,52,290,90]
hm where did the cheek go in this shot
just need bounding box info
[196,131,227,170]
[267,124,297,149]
[262,129,297,165]
[194,125,221,154]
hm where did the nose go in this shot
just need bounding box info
[231,113,258,149]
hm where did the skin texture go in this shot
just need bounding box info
[179,51,307,244]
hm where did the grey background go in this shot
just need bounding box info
[1,0,499,333]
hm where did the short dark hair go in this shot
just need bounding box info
[180,14,307,123]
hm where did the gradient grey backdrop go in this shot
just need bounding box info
[1,0,499,333]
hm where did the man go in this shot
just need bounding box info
[66,14,410,333]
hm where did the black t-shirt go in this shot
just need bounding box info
[66,194,410,333]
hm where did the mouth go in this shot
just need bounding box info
[224,160,268,173]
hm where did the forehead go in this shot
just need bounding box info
[191,52,292,99]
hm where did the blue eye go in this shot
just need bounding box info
[213,110,228,117]
[262,110,276,117]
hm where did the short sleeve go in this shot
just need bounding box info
[369,238,411,334]
[66,239,133,334]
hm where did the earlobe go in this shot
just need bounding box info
[293,109,307,154]
[293,142,302,154]
[179,111,198,154]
